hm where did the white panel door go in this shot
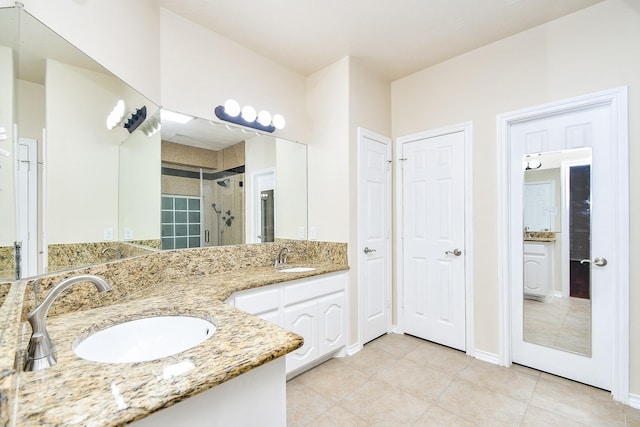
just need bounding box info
[358,129,391,344]
[402,131,466,351]
[510,105,614,390]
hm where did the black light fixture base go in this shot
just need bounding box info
[214,105,276,133]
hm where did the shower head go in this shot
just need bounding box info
[217,179,230,187]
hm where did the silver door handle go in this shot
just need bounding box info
[445,249,462,256]
[580,257,607,267]
[363,247,376,254]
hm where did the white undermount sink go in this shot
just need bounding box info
[278,267,317,273]
[73,316,216,363]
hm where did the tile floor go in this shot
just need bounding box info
[286,333,640,426]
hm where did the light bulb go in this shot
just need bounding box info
[241,105,257,122]
[224,99,241,117]
[272,114,286,130]
[257,110,272,127]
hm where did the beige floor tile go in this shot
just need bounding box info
[414,405,479,426]
[335,346,400,376]
[295,358,370,402]
[364,332,423,357]
[286,379,335,427]
[339,378,431,426]
[624,405,640,426]
[287,334,634,426]
[529,376,626,426]
[374,357,454,401]
[404,340,472,375]
[458,359,538,403]
[520,405,587,427]
[306,404,368,427]
[437,378,528,425]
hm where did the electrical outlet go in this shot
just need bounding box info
[309,226,317,240]
[298,226,306,239]
[124,227,134,240]
[103,227,114,241]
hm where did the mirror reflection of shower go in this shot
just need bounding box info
[161,162,245,249]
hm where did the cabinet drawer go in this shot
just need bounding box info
[284,273,345,305]
[234,287,281,314]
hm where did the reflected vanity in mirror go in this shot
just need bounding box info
[157,109,308,250]
[522,148,592,356]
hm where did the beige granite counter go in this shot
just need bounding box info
[1,241,348,426]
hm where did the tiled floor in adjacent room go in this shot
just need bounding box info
[286,333,640,426]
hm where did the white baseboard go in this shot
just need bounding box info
[474,349,500,365]
[629,393,640,409]
[345,342,362,356]
[391,325,401,334]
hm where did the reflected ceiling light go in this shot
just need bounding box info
[140,115,161,137]
[161,109,194,124]
[214,100,285,133]
[106,100,126,130]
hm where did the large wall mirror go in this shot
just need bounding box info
[154,111,307,250]
[522,147,592,356]
[0,6,161,282]
[0,5,308,283]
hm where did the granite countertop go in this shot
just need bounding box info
[12,262,347,426]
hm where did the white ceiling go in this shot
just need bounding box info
[153,0,604,80]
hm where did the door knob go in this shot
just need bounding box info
[580,257,607,267]
[445,249,462,256]
[363,247,376,254]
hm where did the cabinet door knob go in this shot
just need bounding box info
[445,249,462,256]
[363,247,376,254]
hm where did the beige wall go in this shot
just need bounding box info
[306,58,351,243]
[305,56,391,345]
[391,0,640,393]
[119,129,161,241]
[46,60,124,244]
[159,8,307,144]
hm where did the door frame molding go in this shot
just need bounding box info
[497,87,629,402]
[357,127,392,346]
[395,121,475,355]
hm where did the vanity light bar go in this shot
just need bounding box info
[214,99,285,133]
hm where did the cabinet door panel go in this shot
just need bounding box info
[318,292,346,356]
[284,301,318,373]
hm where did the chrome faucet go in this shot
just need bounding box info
[24,274,112,371]
[101,246,122,260]
[275,246,290,269]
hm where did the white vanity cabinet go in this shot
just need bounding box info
[523,241,553,302]
[227,271,347,376]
